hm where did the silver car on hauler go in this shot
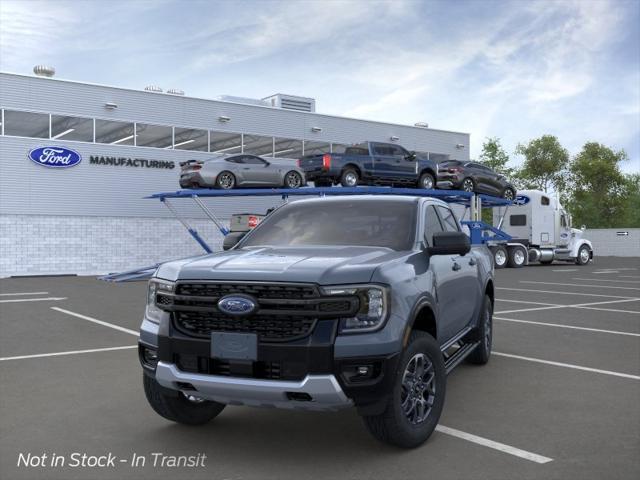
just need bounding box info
[179,154,306,189]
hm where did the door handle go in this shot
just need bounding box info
[452,262,461,271]
[468,257,477,266]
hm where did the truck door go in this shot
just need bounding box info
[558,210,571,247]
[372,143,416,182]
[435,205,480,337]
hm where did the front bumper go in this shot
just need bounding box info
[155,361,351,411]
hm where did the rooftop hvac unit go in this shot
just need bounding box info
[262,94,316,113]
[144,85,163,93]
[33,65,55,77]
[167,88,185,95]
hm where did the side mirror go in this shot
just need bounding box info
[223,231,246,251]
[406,151,417,161]
[428,231,470,256]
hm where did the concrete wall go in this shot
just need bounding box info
[586,228,640,257]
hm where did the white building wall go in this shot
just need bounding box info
[586,228,640,257]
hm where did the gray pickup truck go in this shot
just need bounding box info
[139,195,495,448]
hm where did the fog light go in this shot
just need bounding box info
[142,347,158,368]
[357,366,370,376]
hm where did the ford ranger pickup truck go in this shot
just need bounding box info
[139,195,494,448]
[298,142,439,190]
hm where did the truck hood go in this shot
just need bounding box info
[155,246,407,284]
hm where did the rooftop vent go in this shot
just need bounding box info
[216,95,270,107]
[414,122,429,128]
[167,88,185,96]
[263,94,316,113]
[144,85,163,93]
[33,65,55,77]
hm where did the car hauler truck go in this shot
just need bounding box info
[488,189,593,268]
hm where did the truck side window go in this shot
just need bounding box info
[541,196,550,205]
[436,206,460,232]
[510,214,526,226]
[424,205,444,246]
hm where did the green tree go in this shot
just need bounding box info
[566,142,629,228]
[479,137,514,177]
[515,135,569,193]
[618,173,640,228]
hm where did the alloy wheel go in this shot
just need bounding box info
[503,189,515,200]
[401,353,436,425]
[421,176,434,189]
[344,172,358,186]
[462,179,474,192]
[286,172,302,188]
[218,173,234,189]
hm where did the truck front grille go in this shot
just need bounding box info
[174,311,316,342]
[164,282,358,342]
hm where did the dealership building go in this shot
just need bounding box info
[0,69,470,277]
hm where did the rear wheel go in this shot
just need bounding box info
[502,187,515,201]
[362,331,445,448]
[491,245,508,269]
[284,170,303,189]
[216,171,236,189]
[418,172,435,190]
[576,245,591,265]
[340,168,359,187]
[143,375,226,425]
[461,177,475,192]
[507,245,526,268]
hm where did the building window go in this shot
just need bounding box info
[273,137,303,159]
[303,141,330,156]
[210,131,242,154]
[3,110,49,138]
[135,123,173,148]
[173,127,208,151]
[51,114,93,142]
[243,134,274,156]
[95,119,135,145]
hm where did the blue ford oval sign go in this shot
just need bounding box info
[217,295,257,316]
[514,195,530,206]
[28,146,82,168]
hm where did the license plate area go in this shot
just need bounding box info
[211,332,257,361]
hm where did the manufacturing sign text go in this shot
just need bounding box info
[89,156,175,169]
[28,147,82,168]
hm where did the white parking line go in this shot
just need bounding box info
[552,269,578,272]
[593,270,620,274]
[51,307,138,336]
[495,298,640,315]
[496,299,558,306]
[0,346,137,361]
[620,275,640,279]
[497,287,637,299]
[520,281,640,291]
[0,297,67,303]
[0,291,49,296]
[494,316,640,337]
[435,425,553,464]
[572,278,640,284]
[493,352,640,380]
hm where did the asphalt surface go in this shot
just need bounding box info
[1,257,639,480]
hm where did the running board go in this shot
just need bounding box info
[444,341,480,374]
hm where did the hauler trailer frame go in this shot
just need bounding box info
[101,187,513,282]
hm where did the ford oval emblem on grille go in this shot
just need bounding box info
[217,295,257,316]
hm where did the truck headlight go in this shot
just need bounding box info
[145,279,175,324]
[322,285,389,333]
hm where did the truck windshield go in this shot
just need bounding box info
[239,199,417,251]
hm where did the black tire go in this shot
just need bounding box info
[362,331,446,449]
[467,294,492,365]
[491,245,508,269]
[575,245,591,265]
[143,375,225,425]
[216,171,236,189]
[283,170,303,189]
[340,168,359,187]
[507,246,526,268]
[461,177,475,192]
[502,187,515,201]
[418,172,435,190]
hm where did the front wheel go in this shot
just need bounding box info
[284,170,303,189]
[143,375,226,425]
[576,245,591,265]
[502,187,515,201]
[418,172,435,190]
[461,177,475,192]
[362,331,446,448]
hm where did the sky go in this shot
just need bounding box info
[1,0,639,173]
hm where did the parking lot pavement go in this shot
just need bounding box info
[1,256,639,479]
